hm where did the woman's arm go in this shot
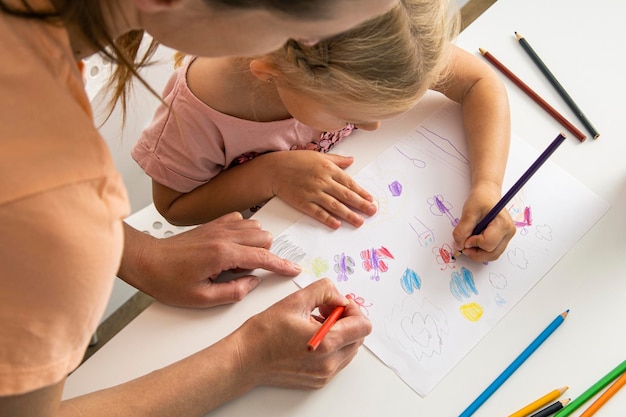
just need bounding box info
[433,45,516,262]
[0,279,371,417]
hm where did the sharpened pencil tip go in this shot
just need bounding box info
[478,47,486,55]
[515,31,523,40]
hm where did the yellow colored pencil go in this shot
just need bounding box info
[579,371,626,416]
[509,386,569,417]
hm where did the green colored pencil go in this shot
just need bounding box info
[554,359,626,417]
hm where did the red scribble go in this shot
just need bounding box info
[361,246,395,281]
[347,293,373,315]
[433,243,456,270]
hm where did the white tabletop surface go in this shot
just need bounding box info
[65,0,626,415]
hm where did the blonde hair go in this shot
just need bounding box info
[264,0,460,116]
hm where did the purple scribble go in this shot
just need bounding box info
[361,246,394,281]
[333,252,355,282]
[388,180,403,196]
[417,126,469,165]
[430,195,460,226]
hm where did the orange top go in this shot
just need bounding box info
[0,1,130,395]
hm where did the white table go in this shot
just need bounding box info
[65,0,626,415]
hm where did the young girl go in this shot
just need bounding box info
[133,0,516,260]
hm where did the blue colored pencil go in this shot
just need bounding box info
[458,310,569,417]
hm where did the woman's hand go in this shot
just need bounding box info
[234,278,372,389]
[119,213,303,308]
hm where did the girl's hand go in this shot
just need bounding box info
[269,151,377,229]
[452,182,516,262]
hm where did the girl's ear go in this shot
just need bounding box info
[249,59,279,83]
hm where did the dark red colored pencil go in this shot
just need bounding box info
[479,48,586,142]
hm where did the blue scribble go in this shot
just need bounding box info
[449,267,478,301]
[400,268,422,294]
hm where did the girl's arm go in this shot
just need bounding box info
[153,150,377,229]
[432,45,516,262]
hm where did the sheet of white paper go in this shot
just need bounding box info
[274,101,610,397]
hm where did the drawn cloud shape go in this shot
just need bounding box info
[535,224,553,241]
[385,297,448,361]
[507,247,529,270]
[489,272,507,290]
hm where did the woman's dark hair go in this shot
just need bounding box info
[210,0,331,19]
[0,0,335,120]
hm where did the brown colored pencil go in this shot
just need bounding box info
[479,48,586,142]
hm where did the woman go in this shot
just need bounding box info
[0,0,395,415]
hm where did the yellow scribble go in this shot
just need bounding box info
[460,302,484,322]
[309,257,329,278]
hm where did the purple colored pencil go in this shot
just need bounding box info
[471,133,567,236]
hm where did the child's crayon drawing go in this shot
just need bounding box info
[449,267,477,301]
[347,293,373,316]
[334,253,355,282]
[409,216,435,247]
[417,125,469,166]
[395,145,426,168]
[507,247,529,270]
[433,244,456,270]
[428,194,459,227]
[308,257,329,278]
[488,273,508,290]
[361,246,395,281]
[277,101,609,397]
[388,180,403,196]
[535,224,553,241]
[400,268,422,294]
[385,296,448,362]
[460,302,484,322]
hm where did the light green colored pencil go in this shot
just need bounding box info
[554,359,626,417]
